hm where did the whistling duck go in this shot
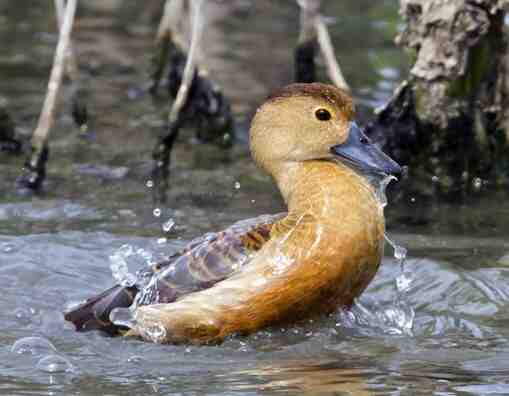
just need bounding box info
[64,83,401,344]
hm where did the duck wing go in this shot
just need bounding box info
[64,213,285,335]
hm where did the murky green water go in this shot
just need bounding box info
[1,1,509,395]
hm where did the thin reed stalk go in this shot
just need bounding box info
[21,0,77,190]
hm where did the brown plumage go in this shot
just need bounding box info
[65,83,400,344]
[64,214,282,334]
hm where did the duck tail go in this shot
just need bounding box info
[64,285,138,335]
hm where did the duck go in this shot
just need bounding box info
[64,82,401,344]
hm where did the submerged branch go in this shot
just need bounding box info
[19,0,77,190]
[150,0,187,94]
[152,0,205,203]
[295,0,320,83]
[55,0,88,131]
[315,16,350,91]
[168,0,203,126]
[295,0,349,90]
[0,105,22,154]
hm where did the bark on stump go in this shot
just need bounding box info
[367,0,509,195]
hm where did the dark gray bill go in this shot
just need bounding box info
[331,122,402,177]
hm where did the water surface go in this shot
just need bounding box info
[1,1,509,395]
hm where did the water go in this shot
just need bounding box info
[1,1,509,394]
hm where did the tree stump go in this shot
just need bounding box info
[367,0,509,195]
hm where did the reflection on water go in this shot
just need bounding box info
[1,0,509,395]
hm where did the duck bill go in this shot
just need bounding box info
[331,122,402,177]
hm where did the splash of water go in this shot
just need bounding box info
[367,173,397,209]
[109,244,157,288]
[109,245,138,287]
[384,233,414,336]
[162,218,175,233]
[338,173,415,335]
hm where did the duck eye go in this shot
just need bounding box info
[315,108,331,121]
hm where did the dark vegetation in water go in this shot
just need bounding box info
[0,106,22,154]
[367,0,509,197]
[4,0,509,202]
[151,42,234,203]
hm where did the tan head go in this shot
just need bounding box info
[250,83,354,176]
[249,83,401,182]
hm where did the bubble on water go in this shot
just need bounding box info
[36,354,74,373]
[110,307,136,328]
[153,208,161,217]
[157,237,167,245]
[127,355,144,363]
[234,181,241,190]
[11,337,57,355]
[162,218,175,233]
[13,307,36,322]
[146,180,154,188]
[1,242,17,253]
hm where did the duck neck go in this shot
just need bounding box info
[273,160,382,225]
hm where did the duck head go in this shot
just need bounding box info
[250,83,401,182]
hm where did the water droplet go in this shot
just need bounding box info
[431,175,439,183]
[394,245,407,261]
[396,272,412,293]
[11,337,57,355]
[153,208,161,217]
[472,177,482,191]
[162,218,175,233]
[13,307,29,320]
[146,180,154,188]
[36,354,74,373]
[234,181,241,190]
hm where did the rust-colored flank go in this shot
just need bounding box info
[65,83,389,345]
